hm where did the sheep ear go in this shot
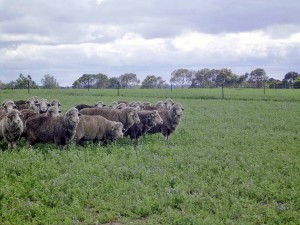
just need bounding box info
[35,102,40,106]
[19,113,24,117]
[111,124,116,131]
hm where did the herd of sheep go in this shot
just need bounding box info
[0,97,184,149]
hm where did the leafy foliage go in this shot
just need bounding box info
[41,74,59,89]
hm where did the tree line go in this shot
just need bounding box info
[1,68,299,89]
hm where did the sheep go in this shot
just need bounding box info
[124,110,163,144]
[0,110,7,120]
[0,109,24,149]
[35,98,51,114]
[128,101,144,111]
[50,99,62,108]
[74,115,124,144]
[26,97,39,111]
[13,96,40,111]
[148,103,184,140]
[20,106,60,124]
[164,98,175,110]
[25,107,81,146]
[74,101,105,111]
[116,103,127,110]
[144,101,165,111]
[109,101,119,109]
[14,100,28,110]
[1,100,17,112]
[79,107,140,132]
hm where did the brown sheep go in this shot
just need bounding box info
[116,103,127,110]
[20,106,61,124]
[14,100,28,110]
[109,101,119,109]
[75,101,105,111]
[128,101,144,111]
[25,107,81,146]
[79,107,140,132]
[164,98,175,110]
[50,99,62,108]
[148,103,184,140]
[35,98,51,114]
[1,100,17,112]
[74,115,124,144]
[0,109,24,149]
[144,101,165,111]
[124,110,163,144]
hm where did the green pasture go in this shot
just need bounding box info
[0,88,299,224]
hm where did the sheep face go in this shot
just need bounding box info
[95,101,105,108]
[111,122,124,139]
[7,109,22,126]
[155,101,165,111]
[64,108,81,126]
[26,99,37,110]
[164,98,175,110]
[2,100,17,112]
[116,103,127,110]
[51,99,61,107]
[128,109,140,124]
[46,106,61,117]
[109,101,118,108]
[149,110,163,126]
[36,99,51,114]
[171,103,184,119]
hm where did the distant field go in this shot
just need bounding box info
[0,88,299,224]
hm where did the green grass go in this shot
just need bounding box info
[0,88,299,224]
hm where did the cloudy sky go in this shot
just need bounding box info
[1,0,300,86]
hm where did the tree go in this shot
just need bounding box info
[119,73,140,88]
[13,74,38,89]
[293,77,300,89]
[190,68,217,88]
[283,71,299,88]
[248,68,268,88]
[107,77,120,89]
[141,75,167,89]
[215,68,237,87]
[170,69,192,88]
[94,73,109,89]
[72,74,93,88]
[41,74,59,89]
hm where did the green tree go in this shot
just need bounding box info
[107,77,120,89]
[72,74,93,88]
[293,77,300,89]
[170,69,192,88]
[13,74,38,89]
[141,75,167,89]
[248,68,268,88]
[190,68,217,88]
[283,71,299,88]
[94,73,109,89]
[41,74,59,89]
[119,73,140,88]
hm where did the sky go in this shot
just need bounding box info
[0,0,300,86]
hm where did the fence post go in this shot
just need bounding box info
[222,84,224,99]
[27,80,30,94]
[117,83,120,96]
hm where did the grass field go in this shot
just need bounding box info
[0,88,299,224]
